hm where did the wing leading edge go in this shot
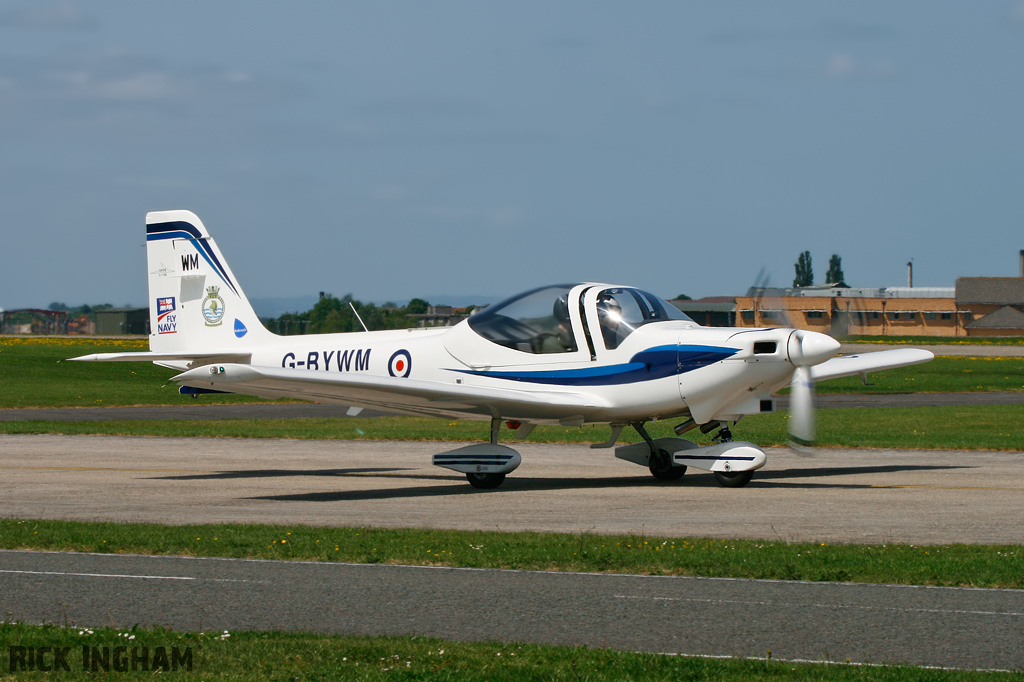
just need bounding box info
[171,363,607,422]
[809,348,934,383]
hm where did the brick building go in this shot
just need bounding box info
[955,268,1024,337]
[732,250,1024,337]
[734,286,970,337]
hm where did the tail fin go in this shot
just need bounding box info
[146,210,273,352]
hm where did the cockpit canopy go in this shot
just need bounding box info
[595,286,693,349]
[468,284,578,354]
[468,284,693,355]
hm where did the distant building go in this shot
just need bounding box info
[670,297,736,327]
[956,269,1024,337]
[0,309,69,335]
[95,308,149,335]
[66,315,95,335]
[412,305,471,327]
[734,286,970,337]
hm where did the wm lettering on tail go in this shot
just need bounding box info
[182,253,199,271]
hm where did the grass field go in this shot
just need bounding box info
[2,623,1011,681]
[783,355,1024,394]
[845,335,1024,346]
[0,337,269,408]
[0,337,1022,409]
[3,519,1022,588]
[3,404,1023,450]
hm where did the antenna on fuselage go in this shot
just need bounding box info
[349,301,369,332]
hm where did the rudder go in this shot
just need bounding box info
[146,210,272,352]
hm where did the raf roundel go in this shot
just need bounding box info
[388,349,412,378]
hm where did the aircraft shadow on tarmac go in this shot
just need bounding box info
[148,467,417,480]
[238,464,972,503]
[750,463,972,484]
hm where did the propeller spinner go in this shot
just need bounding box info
[786,330,840,448]
[787,329,841,367]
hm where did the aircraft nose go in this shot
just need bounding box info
[787,330,841,367]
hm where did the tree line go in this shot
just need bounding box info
[41,297,455,335]
[793,252,846,288]
[47,302,119,318]
[265,295,453,335]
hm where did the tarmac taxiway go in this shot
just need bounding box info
[1,434,1022,545]
[3,432,1023,670]
[3,549,1022,670]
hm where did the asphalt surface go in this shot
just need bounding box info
[1,390,1022,423]
[3,435,1023,544]
[1,550,1021,670]
[4,432,1024,672]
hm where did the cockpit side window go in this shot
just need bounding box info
[596,289,642,349]
[635,289,693,322]
[596,287,695,349]
[468,285,579,354]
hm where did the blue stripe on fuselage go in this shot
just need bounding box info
[452,344,737,386]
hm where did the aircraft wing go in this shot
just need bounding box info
[808,348,935,383]
[171,363,608,422]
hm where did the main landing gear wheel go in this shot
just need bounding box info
[648,449,687,481]
[466,472,506,489]
[713,470,754,488]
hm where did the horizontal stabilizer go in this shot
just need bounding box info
[809,349,934,383]
[70,351,252,364]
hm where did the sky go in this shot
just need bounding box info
[2,1,1023,311]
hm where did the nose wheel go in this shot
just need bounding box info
[709,424,753,487]
[713,470,754,488]
[466,472,506,489]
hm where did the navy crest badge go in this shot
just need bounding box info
[202,286,226,326]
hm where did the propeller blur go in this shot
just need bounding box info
[72,211,934,489]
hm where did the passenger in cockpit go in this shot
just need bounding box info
[537,295,575,353]
[552,294,574,351]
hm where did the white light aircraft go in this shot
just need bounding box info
[73,211,934,489]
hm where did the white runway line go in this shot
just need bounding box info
[0,568,266,583]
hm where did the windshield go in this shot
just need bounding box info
[468,284,579,354]
[597,287,693,349]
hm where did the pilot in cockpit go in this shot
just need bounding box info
[597,292,624,349]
